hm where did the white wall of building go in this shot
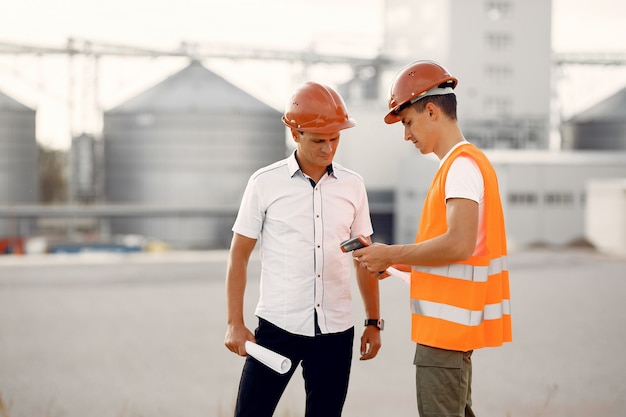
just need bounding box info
[395,150,626,249]
[335,101,408,190]
[585,179,626,256]
[380,0,552,149]
[448,0,552,118]
[342,0,554,190]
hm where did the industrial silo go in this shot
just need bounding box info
[561,86,626,150]
[103,60,286,249]
[0,89,38,238]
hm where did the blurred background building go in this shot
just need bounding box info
[102,61,285,248]
[561,86,626,150]
[379,0,552,149]
[0,90,38,251]
[1,0,625,254]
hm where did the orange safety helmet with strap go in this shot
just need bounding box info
[384,60,458,124]
[282,81,356,133]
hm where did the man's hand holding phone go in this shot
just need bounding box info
[340,235,369,252]
[340,235,390,278]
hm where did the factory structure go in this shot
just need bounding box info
[378,0,552,149]
[336,0,626,253]
[394,151,626,248]
[102,61,286,248]
[0,90,38,252]
[1,0,626,254]
[561,86,626,150]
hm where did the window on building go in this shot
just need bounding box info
[485,32,513,50]
[485,1,513,20]
[508,192,537,205]
[544,192,575,206]
[485,65,513,83]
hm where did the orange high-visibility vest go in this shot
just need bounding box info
[411,143,512,351]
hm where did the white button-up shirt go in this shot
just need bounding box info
[232,150,373,337]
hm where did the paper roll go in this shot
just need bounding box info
[244,341,292,374]
[386,266,410,286]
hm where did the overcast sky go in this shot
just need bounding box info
[1,0,625,149]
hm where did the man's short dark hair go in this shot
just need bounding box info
[412,94,457,120]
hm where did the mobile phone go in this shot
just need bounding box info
[340,235,370,252]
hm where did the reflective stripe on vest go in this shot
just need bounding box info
[411,255,508,282]
[411,298,511,327]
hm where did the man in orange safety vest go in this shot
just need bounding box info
[354,60,511,417]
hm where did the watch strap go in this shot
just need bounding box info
[364,318,384,330]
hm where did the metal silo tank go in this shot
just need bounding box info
[561,87,626,150]
[103,61,286,249]
[0,90,38,237]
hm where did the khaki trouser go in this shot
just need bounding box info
[414,344,475,417]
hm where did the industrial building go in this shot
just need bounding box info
[373,0,552,149]
[0,89,38,247]
[1,0,625,253]
[394,150,626,250]
[561,86,626,150]
[102,61,286,249]
[586,179,626,256]
[338,0,555,243]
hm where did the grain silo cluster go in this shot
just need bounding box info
[0,90,38,241]
[103,61,286,248]
[561,87,626,150]
[1,60,287,250]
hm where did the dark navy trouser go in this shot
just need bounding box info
[234,318,354,417]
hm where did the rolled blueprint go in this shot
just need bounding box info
[244,341,292,374]
[386,266,410,286]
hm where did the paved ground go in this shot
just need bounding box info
[0,247,625,417]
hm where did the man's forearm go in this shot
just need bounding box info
[355,261,380,318]
[225,266,247,326]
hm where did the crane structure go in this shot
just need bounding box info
[0,37,624,141]
[0,37,390,64]
[0,37,392,141]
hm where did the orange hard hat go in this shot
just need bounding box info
[384,60,458,124]
[282,81,356,133]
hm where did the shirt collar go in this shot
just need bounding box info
[440,140,470,167]
[287,150,335,178]
[287,150,301,177]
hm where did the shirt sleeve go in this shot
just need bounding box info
[232,175,265,239]
[351,182,374,238]
[445,156,484,203]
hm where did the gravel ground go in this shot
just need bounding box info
[0,247,625,417]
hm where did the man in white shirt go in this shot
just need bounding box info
[224,81,382,417]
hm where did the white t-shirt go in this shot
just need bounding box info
[232,150,373,337]
[440,141,486,256]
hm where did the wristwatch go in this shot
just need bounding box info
[364,318,384,330]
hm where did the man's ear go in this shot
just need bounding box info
[290,128,302,143]
[425,102,438,119]
[290,128,301,143]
